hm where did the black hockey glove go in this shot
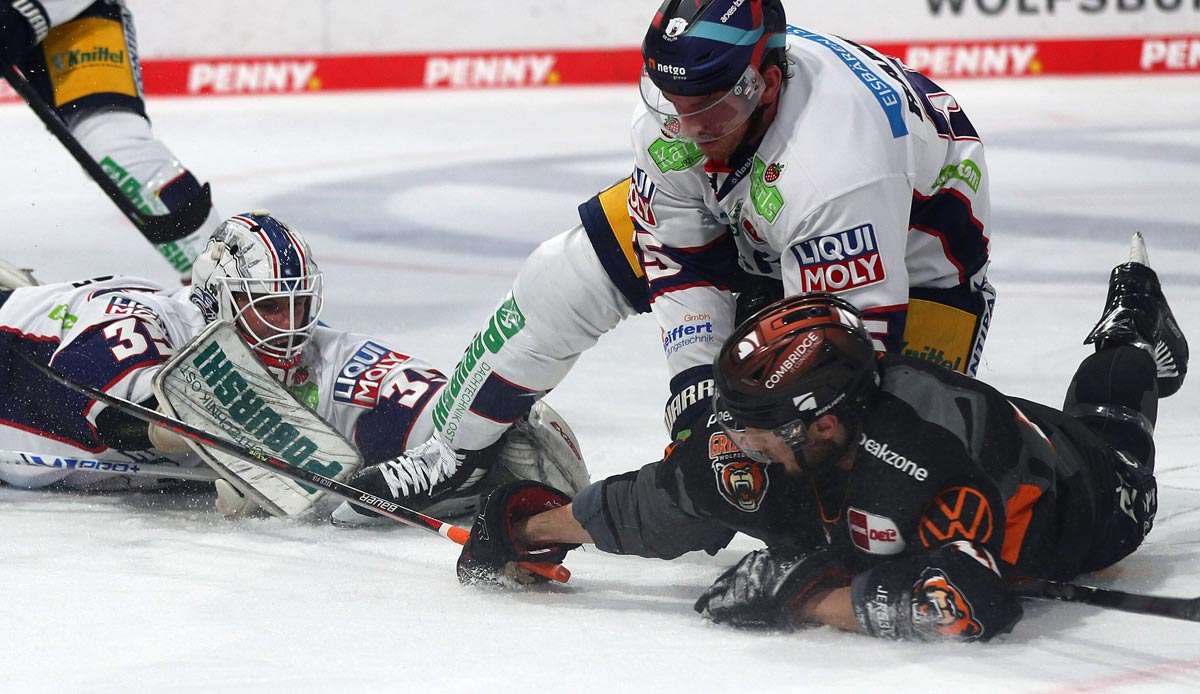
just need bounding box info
[694,547,850,629]
[850,543,1023,642]
[456,480,578,587]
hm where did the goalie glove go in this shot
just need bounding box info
[694,547,850,629]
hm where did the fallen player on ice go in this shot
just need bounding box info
[0,211,588,520]
[454,233,1189,642]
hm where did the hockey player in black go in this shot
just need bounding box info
[455,233,1188,642]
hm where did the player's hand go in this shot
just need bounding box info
[457,481,577,587]
[694,547,849,629]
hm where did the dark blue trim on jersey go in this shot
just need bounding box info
[467,373,542,425]
[578,194,651,314]
[900,68,980,141]
[786,26,908,138]
[0,331,104,452]
[645,235,742,301]
[354,381,446,465]
[910,188,989,284]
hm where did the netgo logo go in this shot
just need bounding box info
[791,224,886,294]
[334,341,412,408]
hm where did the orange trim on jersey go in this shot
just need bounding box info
[918,485,995,547]
[1001,483,1043,566]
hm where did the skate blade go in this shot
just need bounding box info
[1129,231,1149,266]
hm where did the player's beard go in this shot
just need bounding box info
[799,420,859,474]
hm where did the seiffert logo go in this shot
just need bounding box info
[848,507,906,555]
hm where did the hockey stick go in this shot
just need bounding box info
[18,350,571,583]
[1012,578,1200,622]
[1,65,199,246]
[0,449,219,482]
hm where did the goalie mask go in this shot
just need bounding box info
[189,211,323,380]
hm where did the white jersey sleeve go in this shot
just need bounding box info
[0,277,205,489]
[305,326,449,465]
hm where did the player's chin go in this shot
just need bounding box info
[697,131,745,162]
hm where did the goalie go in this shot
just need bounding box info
[0,211,588,517]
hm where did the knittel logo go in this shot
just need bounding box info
[50,46,124,75]
[712,458,770,512]
[763,162,785,184]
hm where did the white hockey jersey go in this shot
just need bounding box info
[629,27,991,377]
[0,277,445,489]
[432,28,993,452]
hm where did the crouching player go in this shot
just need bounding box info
[455,233,1187,642]
[0,211,587,516]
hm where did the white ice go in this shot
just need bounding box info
[2,77,1199,693]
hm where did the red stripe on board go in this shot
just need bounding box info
[1,35,1198,105]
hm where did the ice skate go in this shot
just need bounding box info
[330,437,491,527]
[1085,232,1188,397]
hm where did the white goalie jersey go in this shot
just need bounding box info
[0,276,446,490]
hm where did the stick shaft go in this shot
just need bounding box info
[1013,579,1200,622]
[0,449,219,482]
[2,65,149,229]
[19,350,570,582]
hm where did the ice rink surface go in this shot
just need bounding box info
[2,75,1199,692]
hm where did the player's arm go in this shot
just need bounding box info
[630,165,743,439]
[780,178,914,353]
[50,309,181,452]
[696,481,1022,642]
[456,432,737,585]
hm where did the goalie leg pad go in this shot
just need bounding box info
[486,400,590,497]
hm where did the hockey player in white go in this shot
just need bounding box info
[0,212,512,517]
[335,0,1001,524]
[2,0,220,276]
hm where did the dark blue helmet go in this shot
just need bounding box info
[642,0,787,97]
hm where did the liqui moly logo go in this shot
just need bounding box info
[333,341,411,408]
[848,507,906,555]
[791,224,886,294]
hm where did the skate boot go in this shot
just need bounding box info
[330,435,497,527]
[0,259,39,289]
[1085,232,1188,397]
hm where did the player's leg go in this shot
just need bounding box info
[433,186,645,453]
[335,198,641,525]
[12,0,220,277]
[1065,234,1186,570]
